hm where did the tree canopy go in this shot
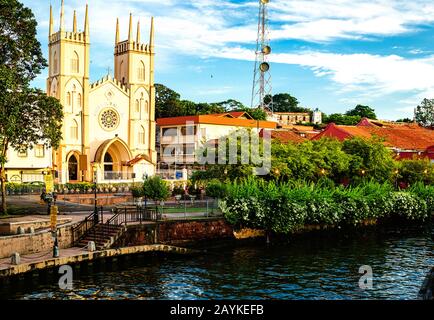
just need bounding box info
[0,0,63,214]
[345,105,377,119]
[415,98,434,128]
[264,93,311,113]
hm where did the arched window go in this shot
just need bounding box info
[67,92,71,106]
[71,51,79,73]
[68,155,78,181]
[53,51,58,74]
[135,99,140,113]
[77,93,82,109]
[70,120,79,140]
[138,61,145,81]
[145,101,149,115]
[138,126,145,145]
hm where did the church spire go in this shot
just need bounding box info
[73,10,77,32]
[49,5,54,36]
[149,16,154,51]
[128,13,133,42]
[84,4,89,35]
[115,18,120,44]
[59,0,65,31]
[136,20,141,44]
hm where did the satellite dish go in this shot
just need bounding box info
[259,62,270,72]
[262,45,271,55]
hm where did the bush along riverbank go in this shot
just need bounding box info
[218,179,434,235]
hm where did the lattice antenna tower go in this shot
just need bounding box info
[251,0,273,112]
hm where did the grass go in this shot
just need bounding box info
[161,207,213,214]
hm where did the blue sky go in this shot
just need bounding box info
[22,0,434,120]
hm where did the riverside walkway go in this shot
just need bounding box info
[0,244,200,278]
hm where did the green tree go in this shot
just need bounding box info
[155,83,183,118]
[142,176,170,203]
[0,1,63,214]
[398,159,434,185]
[264,93,310,113]
[342,137,395,183]
[415,98,434,128]
[323,113,361,125]
[346,105,377,119]
[396,118,413,123]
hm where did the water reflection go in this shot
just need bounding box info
[2,226,433,300]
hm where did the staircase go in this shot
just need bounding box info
[77,224,126,250]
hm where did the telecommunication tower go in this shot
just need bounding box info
[251,0,273,111]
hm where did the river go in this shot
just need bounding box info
[2,225,434,300]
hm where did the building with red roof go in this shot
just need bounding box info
[311,118,434,161]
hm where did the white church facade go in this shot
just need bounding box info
[5,2,157,184]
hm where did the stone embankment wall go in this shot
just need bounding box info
[117,218,235,247]
[0,224,75,259]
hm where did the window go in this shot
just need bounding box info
[135,100,140,113]
[17,148,27,157]
[71,52,79,73]
[77,93,82,109]
[162,127,177,137]
[144,101,149,114]
[184,144,195,155]
[138,61,145,81]
[67,92,71,106]
[180,125,197,136]
[53,52,58,74]
[138,126,145,145]
[70,120,79,140]
[35,145,45,158]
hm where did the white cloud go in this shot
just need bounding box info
[23,0,434,116]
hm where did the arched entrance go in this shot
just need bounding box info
[68,155,78,181]
[94,138,133,181]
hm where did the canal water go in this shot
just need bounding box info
[2,225,434,300]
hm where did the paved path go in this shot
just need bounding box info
[0,247,88,271]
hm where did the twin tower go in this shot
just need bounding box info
[47,0,156,183]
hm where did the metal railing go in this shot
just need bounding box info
[103,171,136,180]
[72,207,103,245]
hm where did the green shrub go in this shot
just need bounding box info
[143,176,170,202]
[131,186,144,198]
[390,192,429,221]
[205,179,228,199]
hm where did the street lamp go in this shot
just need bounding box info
[93,165,98,222]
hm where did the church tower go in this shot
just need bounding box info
[47,1,91,182]
[114,14,157,164]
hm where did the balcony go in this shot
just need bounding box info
[103,171,136,181]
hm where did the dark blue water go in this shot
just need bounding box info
[2,226,434,300]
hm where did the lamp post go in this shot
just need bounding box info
[93,165,98,223]
[394,169,399,190]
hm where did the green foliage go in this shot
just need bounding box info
[342,137,395,183]
[323,113,361,125]
[397,159,434,185]
[205,179,228,199]
[345,105,377,119]
[264,93,310,113]
[415,98,434,128]
[142,176,170,202]
[220,179,432,235]
[155,83,226,118]
[0,2,63,214]
[131,186,145,198]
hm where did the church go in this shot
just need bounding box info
[4,2,156,184]
[45,2,156,184]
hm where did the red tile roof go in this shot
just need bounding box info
[266,130,306,143]
[311,121,434,151]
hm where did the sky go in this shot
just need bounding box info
[21,0,434,120]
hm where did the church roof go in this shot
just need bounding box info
[90,75,129,95]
